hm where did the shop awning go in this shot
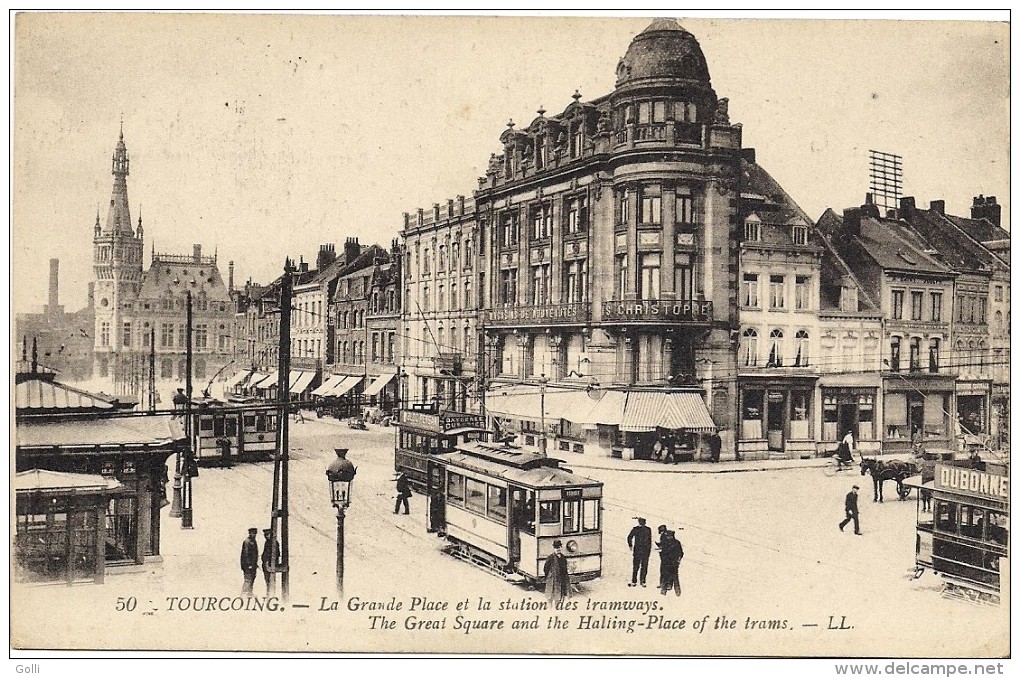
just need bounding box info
[620,391,717,433]
[223,370,253,390]
[328,375,363,398]
[246,372,269,390]
[362,372,397,398]
[17,414,185,448]
[662,392,717,433]
[14,469,121,494]
[15,379,116,411]
[289,371,315,394]
[485,385,543,421]
[250,371,279,390]
[621,391,666,432]
[565,390,627,429]
[312,375,346,397]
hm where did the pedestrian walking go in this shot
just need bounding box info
[240,527,259,596]
[393,472,412,514]
[657,529,683,596]
[655,525,669,591]
[261,528,281,596]
[627,517,652,587]
[838,485,861,535]
[544,539,570,604]
[707,432,722,463]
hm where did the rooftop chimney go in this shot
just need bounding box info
[47,258,59,316]
[843,207,863,237]
[740,148,756,164]
[316,243,337,271]
[929,199,945,215]
[193,244,202,263]
[898,196,916,219]
[971,194,1001,227]
[343,237,361,264]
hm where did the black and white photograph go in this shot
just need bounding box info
[10,10,1010,664]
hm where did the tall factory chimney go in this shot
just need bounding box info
[228,260,235,293]
[46,258,62,317]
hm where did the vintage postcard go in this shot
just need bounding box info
[11,12,1010,660]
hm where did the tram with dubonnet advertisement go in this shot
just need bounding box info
[394,405,488,491]
[907,461,1009,602]
[191,396,278,465]
[425,439,603,586]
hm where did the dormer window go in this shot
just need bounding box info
[792,222,808,245]
[743,215,762,242]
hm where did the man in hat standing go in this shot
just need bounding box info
[394,472,412,515]
[839,485,861,535]
[627,517,652,587]
[240,527,259,595]
[261,528,281,595]
[544,539,570,604]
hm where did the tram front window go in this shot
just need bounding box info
[539,501,560,525]
[583,499,600,532]
[563,499,581,534]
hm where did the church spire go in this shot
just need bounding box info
[105,125,133,235]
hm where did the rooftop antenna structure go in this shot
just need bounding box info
[868,150,903,215]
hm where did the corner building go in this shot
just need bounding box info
[465,19,742,458]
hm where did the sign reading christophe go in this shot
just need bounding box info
[601,299,713,322]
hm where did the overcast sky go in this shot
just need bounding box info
[12,11,1009,312]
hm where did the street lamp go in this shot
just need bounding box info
[325,448,357,597]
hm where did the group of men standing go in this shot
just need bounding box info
[627,517,684,596]
[240,527,281,596]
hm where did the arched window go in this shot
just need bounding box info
[768,329,784,367]
[978,340,987,371]
[742,328,758,367]
[794,330,809,367]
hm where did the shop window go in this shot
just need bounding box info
[885,393,908,440]
[858,395,875,441]
[105,497,137,562]
[742,390,764,439]
[790,390,810,439]
[822,397,839,442]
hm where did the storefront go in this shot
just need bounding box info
[956,381,991,436]
[819,386,880,456]
[882,375,956,452]
[738,377,817,460]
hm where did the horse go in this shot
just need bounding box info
[859,458,917,502]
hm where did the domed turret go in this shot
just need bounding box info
[615,18,711,89]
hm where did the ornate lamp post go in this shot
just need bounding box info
[325,448,357,597]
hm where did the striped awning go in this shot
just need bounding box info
[15,379,115,411]
[328,375,363,397]
[362,372,397,398]
[289,371,315,394]
[246,372,269,390]
[253,371,280,390]
[312,375,346,397]
[620,391,665,432]
[621,391,717,433]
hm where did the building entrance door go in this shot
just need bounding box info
[767,391,786,451]
[838,404,857,443]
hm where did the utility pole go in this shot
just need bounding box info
[181,290,195,529]
[270,259,295,601]
[149,327,156,411]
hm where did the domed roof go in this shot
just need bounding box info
[615,18,711,88]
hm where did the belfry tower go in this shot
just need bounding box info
[93,125,144,378]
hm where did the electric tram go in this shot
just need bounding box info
[190,397,278,465]
[424,439,603,585]
[907,461,1009,602]
[394,404,488,491]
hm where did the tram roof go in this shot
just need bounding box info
[436,445,601,490]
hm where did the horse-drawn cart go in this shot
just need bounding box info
[859,456,920,502]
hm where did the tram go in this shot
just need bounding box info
[425,440,603,585]
[191,397,278,465]
[907,461,1009,602]
[394,404,488,491]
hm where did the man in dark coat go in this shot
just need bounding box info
[658,529,683,596]
[544,539,570,604]
[394,472,412,514]
[708,433,722,463]
[261,528,281,595]
[627,517,652,587]
[839,485,861,535]
[240,527,259,595]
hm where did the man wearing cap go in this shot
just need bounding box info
[261,528,281,595]
[240,527,260,595]
[544,539,570,604]
[394,472,412,515]
[627,517,652,588]
[839,485,861,535]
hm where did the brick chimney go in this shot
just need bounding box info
[898,196,916,220]
[193,244,202,263]
[316,243,337,270]
[46,258,59,316]
[843,207,863,237]
[343,237,361,264]
[971,194,1001,227]
[929,199,945,215]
